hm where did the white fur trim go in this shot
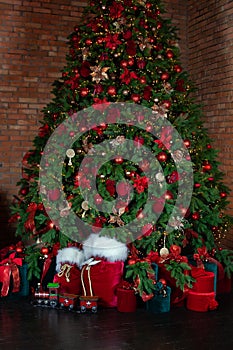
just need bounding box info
[56,247,85,272]
[83,233,128,262]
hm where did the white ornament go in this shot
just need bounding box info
[160,247,169,258]
[66,148,75,165]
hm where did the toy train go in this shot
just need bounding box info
[33,282,98,313]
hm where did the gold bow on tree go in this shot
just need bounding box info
[90,65,109,83]
[108,207,125,226]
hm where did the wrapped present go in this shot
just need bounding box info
[146,281,171,313]
[53,247,84,295]
[81,233,128,308]
[157,263,189,306]
[17,263,29,297]
[0,252,23,297]
[203,262,218,294]
[186,291,218,312]
[191,266,215,293]
[116,281,137,312]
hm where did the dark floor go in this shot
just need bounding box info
[0,291,233,350]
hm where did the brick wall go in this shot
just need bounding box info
[0,0,88,246]
[0,0,232,248]
[187,0,233,248]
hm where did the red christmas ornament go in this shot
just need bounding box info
[184,139,191,148]
[192,212,200,220]
[152,200,164,213]
[116,181,131,196]
[157,22,162,29]
[107,86,117,96]
[48,188,61,201]
[136,59,146,69]
[139,76,147,84]
[131,93,140,103]
[80,87,89,97]
[94,194,103,205]
[41,247,49,255]
[20,187,29,196]
[162,100,171,109]
[194,183,201,188]
[166,50,174,59]
[161,72,169,81]
[85,38,92,45]
[208,177,214,181]
[164,190,173,200]
[15,246,23,254]
[220,192,227,198]
[128,57,134,66]
[202,161,212,172]
[159,278,167,286]
[120,60,128,68]
[114,156,124,164]
[174,65,182,73]
[157,151,167,162]
[206,144,212,149]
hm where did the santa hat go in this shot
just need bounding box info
[55,246,85,272]
[82,233,128,262]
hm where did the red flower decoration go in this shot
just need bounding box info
[104,34,121,50]
[131,174,149,194]
[120,68,138,84]
[109,2,124,18]
[106,179,116,197]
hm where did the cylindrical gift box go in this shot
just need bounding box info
[117,288,137,312]
[186,291,218,312]
[192,271,215,293]
[146,286,171,313]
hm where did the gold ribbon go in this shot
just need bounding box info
[57,264,73,283]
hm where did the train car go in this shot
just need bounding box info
[79,295,98,313]
[34,291,50,306]
[59,293,79,310]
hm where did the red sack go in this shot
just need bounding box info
[81,259,124,308]
[53,263,82,295]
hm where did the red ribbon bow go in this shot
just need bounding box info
[0,253,23,297]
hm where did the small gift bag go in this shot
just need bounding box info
[116,281,137,312]
[146,281,171,313]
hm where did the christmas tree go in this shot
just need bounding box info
[10,0,233,296]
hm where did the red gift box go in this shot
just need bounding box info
[81,258,124,308]
[186,291,218,312]
[117,288,137,312]
[0,253,23,297]
[191,266,215,293]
